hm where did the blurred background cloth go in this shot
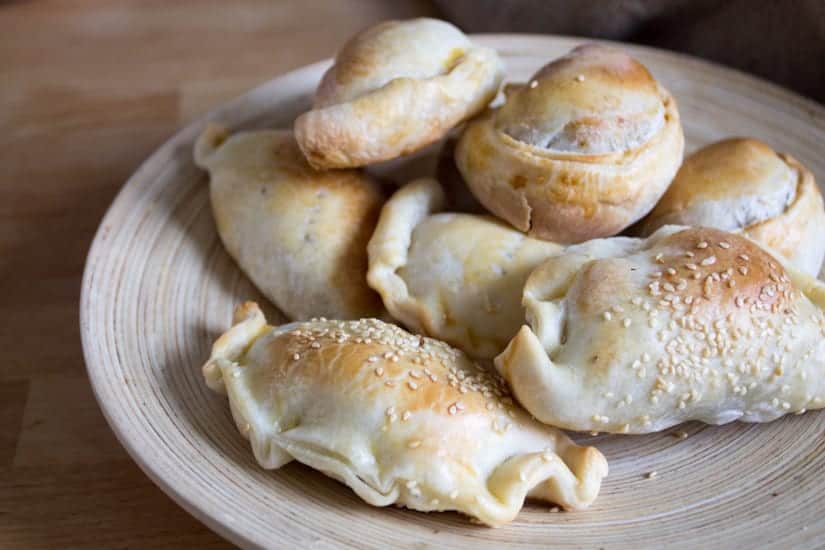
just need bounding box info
[435,0,825,104]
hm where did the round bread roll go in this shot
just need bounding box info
[455,43,684,244]
[194,124,385,321]
[639,138,825,276]
[294,18,504,170]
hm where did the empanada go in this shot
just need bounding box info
[368,178,563,358]
[496,226,825,434]
[639,138,825,276]
[455,44,684,244]
[294,18,504,169]
[203,303,607,526]
[194,124,384,320]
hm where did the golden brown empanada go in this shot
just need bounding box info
[295,18,503,169]
[496,226,825,434]
[368,178,563,358]
[639,138,825,276]
[203,303,607,526]
[455,44,684,244]
[194,124,384,320]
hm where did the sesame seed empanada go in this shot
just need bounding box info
[203,303,607,526]
[194,124,384,321]
[294,18,504,169]
[367,178,563,358]
[496,226,825,434]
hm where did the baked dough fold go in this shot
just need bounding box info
[295,18,504,169]
[367,178,563,358]
[203,303,607,526]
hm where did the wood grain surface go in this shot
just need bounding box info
[78,30,825,550]
[0,2,435,548]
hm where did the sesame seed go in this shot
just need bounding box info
[374,367,385,377]
[310,342,321,349]
[645,471,658,479]
[697,241,709,249]
[672,430,688,440]
[603,311,613,321]
[685,263,698,271]
[738,266,749,276]
[292,353,300,360]
[550,506,561,513]
[407,381,418,390]
[719,241,731,249]
[728,280,736,288]
[529,80,538,88]
[408,440,422,449]
[655,253,665,263]
[623,318,632,328]
[701,256,717,266]
[575,74,584,82]
[739,254,750,262]
[685,251,695,258]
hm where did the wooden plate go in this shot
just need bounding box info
[80,35,825,549]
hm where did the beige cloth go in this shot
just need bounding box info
[436,0,825,104]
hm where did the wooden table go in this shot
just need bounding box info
[0,1,436,547]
